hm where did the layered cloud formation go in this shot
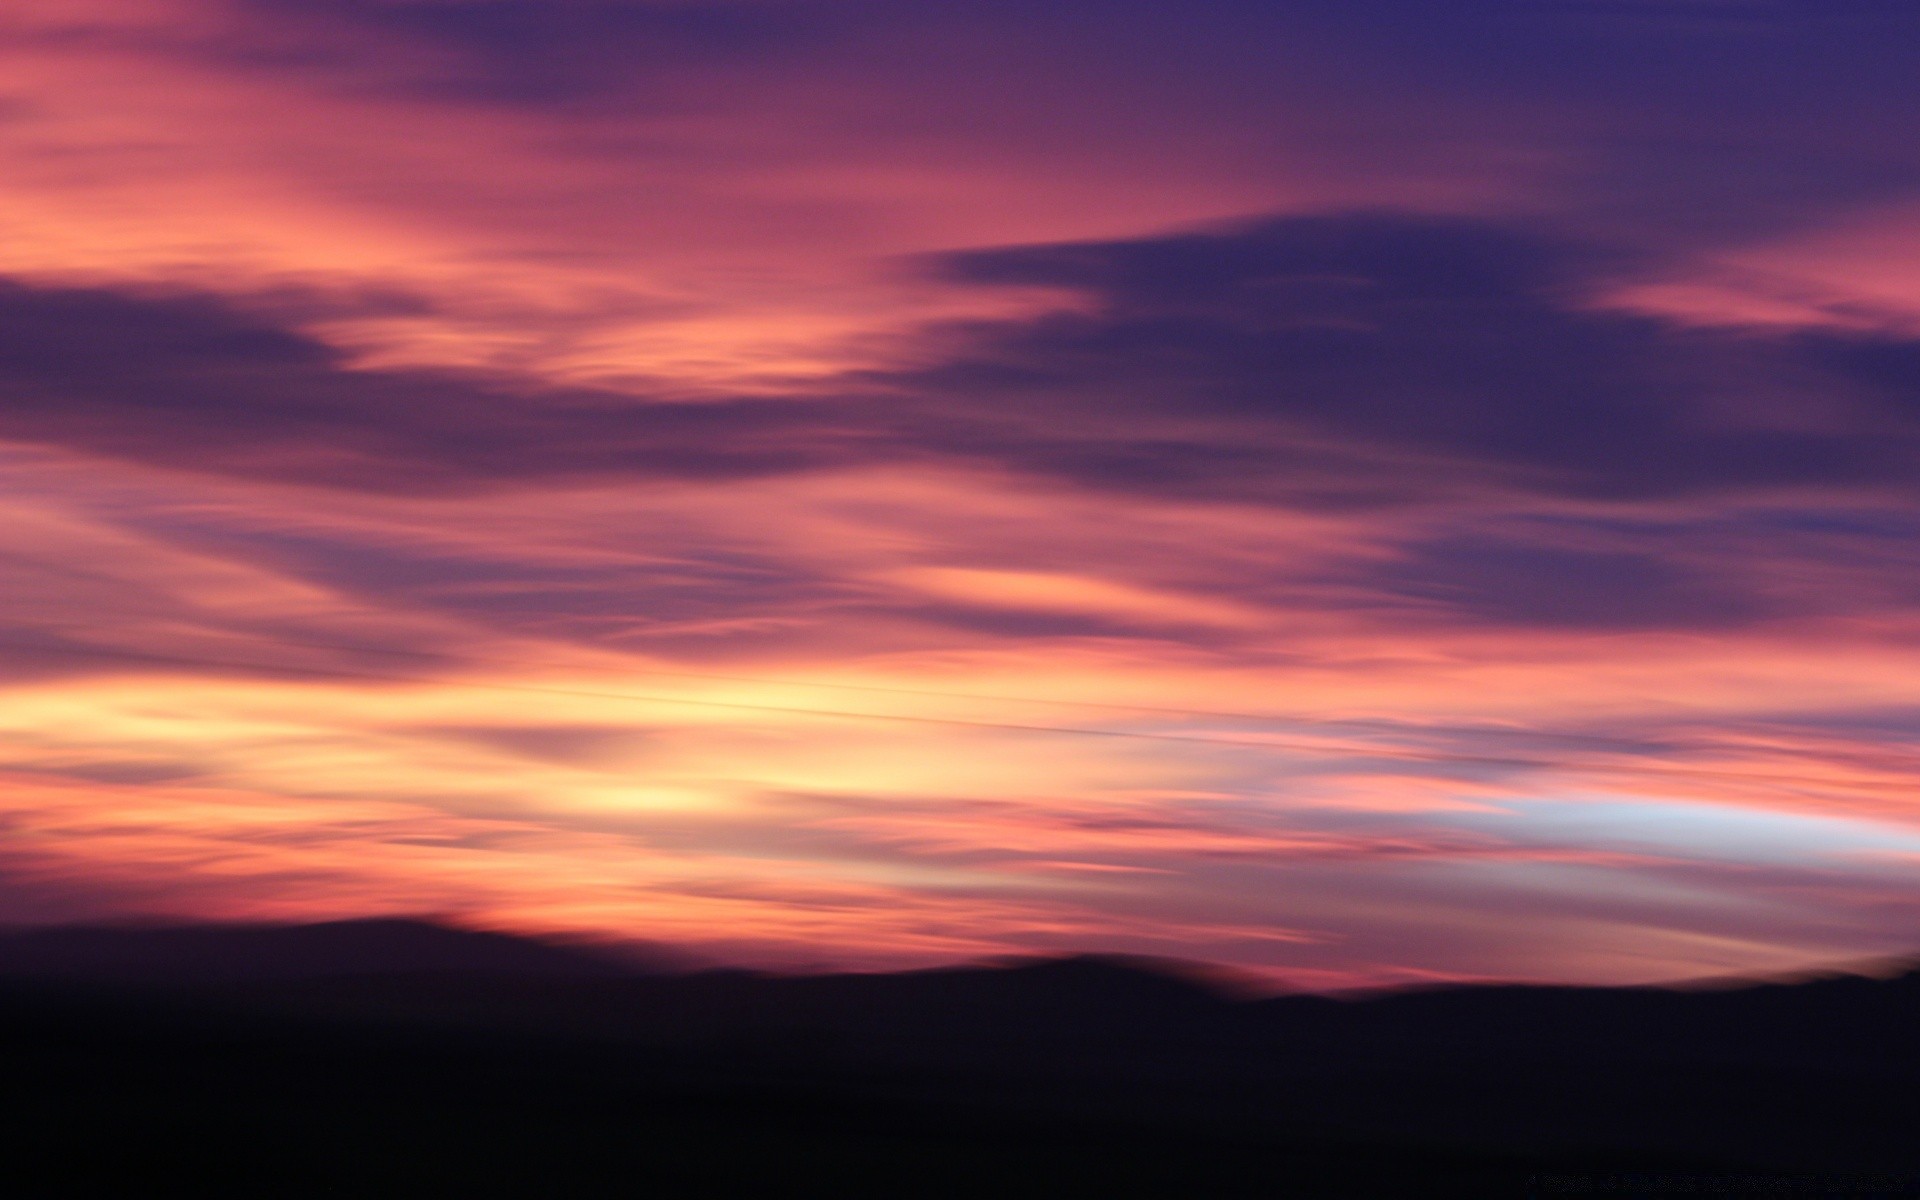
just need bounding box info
[6,0,1920,986]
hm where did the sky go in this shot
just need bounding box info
[6,0,1920,988]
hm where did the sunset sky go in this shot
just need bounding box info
[7,0,1920,988]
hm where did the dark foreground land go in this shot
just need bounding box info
[1,921,1916,1198]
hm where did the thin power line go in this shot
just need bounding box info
[2,633,1910,797]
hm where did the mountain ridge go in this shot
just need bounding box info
[2,918,1918,1175]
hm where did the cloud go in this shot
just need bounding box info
[232,0,840,105]
[1372,536,1777,630]
[900,212,1920,506]
[16,212,1920,514]
[15,213,1920,647]
[0,279,860,489]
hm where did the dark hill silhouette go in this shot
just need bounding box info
[0,917,638,984]
[1,920,1915,1193]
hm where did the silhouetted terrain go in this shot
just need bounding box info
[1,921,1914,1196]
[0,917,637,984]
